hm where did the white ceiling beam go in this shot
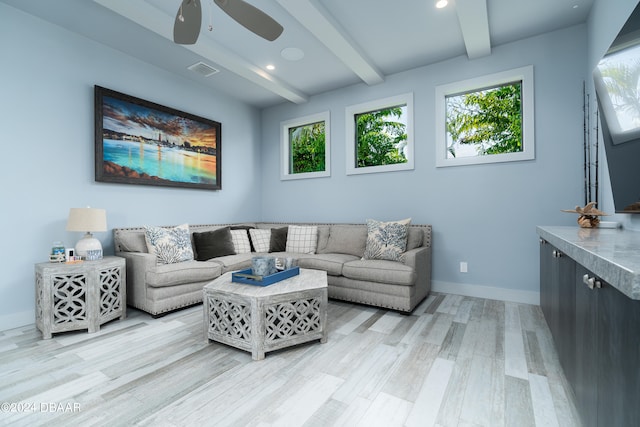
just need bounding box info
[455,0,491,59]
[276,0,384,86]
[93,0,308,104]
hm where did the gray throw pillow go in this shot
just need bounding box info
[269,227,288,252]
[193,227,235,261]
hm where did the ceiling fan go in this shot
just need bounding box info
[173,0,284,45]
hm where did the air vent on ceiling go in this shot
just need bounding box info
[187,62,219,77]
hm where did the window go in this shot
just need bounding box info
[280,111,330,180]
[435,66,535,167]
[346,93,414,175]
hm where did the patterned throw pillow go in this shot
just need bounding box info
[144,224,194,265]
[230,229,252,254]
[249,229,271,253]
[286,225,318,254]
[230,225,256,251]
[363,218,411,261]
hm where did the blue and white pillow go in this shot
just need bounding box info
[363,218,411,261]
[144,223,194,265]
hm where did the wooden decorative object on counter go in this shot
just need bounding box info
[562,202,609,228]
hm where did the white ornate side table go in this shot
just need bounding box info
[203,268,328,360]
[35,256,126,339]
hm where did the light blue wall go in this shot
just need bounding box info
[261,26,589,303]
[3,1,638,330]
[0,4,262,329]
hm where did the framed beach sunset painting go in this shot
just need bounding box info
[94,86,221,190]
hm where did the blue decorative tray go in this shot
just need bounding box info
[232,266,300,286]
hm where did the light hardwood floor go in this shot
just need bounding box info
[0,293,581,426]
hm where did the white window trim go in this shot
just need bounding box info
[345,93,414,175]
[280,111,330,180]
[435,65,535,167]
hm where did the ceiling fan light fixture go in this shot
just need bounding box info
[435,0,448,9]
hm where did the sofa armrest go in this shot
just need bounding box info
[116,252,156,309]
[403,246,432,296]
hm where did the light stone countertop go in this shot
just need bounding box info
[537,226,640,300]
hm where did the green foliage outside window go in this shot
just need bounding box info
[599,61,640,121]
[446,82,523,157]
[289,121,325,174]
[355,106,407,167]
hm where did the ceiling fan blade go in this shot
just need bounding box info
[214,0,283,41]
[174,0,202,45]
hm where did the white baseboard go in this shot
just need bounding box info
[0,310,35,333]
[432,280,540,306]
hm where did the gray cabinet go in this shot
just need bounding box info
[596,272,640,427]
[539,239,576,385]
[541,246,640,427]
[574,264,598,427]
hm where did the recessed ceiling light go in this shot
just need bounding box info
[266,64,275,70]
[435,0,448,9]
[573,4,579,9]
[281,47,305,61]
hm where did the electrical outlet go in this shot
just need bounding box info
[460,262,468,273]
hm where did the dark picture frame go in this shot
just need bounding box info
[95,85,221,190]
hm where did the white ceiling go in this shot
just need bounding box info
[2,0,594,108]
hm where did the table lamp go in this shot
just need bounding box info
[66,207,107,260]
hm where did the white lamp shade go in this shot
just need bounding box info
[66,208,107,232]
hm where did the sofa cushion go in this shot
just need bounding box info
[144,224,194,265]
[342,259,416,286]
[249,228,271,253]
[230,229,251,254]
[193,227,235,261]
[146,260,222,287]
[363,218,411,262]
[407,227,424,250]
[320,225,367,257]
[270,227,288,252]
[210,253,253,273]
[116,230,148,253]
[314,226,329,252]
[296,253,360,276]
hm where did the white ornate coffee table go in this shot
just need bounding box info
[203,268,328,360]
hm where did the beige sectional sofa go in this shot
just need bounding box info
[113,222,432,316]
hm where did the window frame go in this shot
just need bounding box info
[435,66,535,167]
[345,93,414,175]
[280,111,330,181]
